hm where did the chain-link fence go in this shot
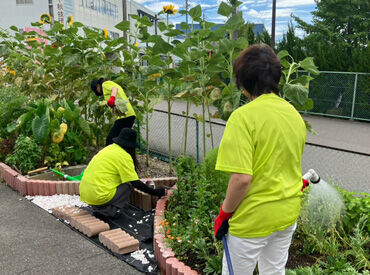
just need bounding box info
[138,109,370,193]
[303,71,370,121]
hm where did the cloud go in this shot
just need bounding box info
[142,1,179,13]
[274,0,315,8]
[245,8,293,19]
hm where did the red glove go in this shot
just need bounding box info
[302,179,309,191]
[214,205,233,240]
[107,96,116,107]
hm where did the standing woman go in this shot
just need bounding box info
[91,78,136,146]
[214,44,307,274]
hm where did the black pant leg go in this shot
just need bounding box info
[106,116,136,146]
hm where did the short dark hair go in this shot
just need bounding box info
[90,78,105,96]
[233,44,281,96]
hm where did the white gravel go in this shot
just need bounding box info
[25,194,87,211]
[130,249,150,265]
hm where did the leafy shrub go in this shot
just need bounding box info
[0,86,27,137]
[5,135,42,174]
[0,137,15,162]
[166,155,369,274]
[165,149,229,274]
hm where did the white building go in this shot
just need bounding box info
[0,0,164,40]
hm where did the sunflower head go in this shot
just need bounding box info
[162,4,178,15]
[103,28,109,39]
[67,15,74,27]
[40,13,52,24]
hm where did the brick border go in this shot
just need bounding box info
[154,185,199,275]
[1,162,194,273]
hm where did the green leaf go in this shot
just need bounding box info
[6,122,17,133]
[64,53,81,66]
[32,115,50,142]
[78,117,91,136]
[299,57,320,75]
[283,83,308,106]
[180,22,190,30]
[291,75,313,86]
[189,5,202,20]
[224,12,244,30]
[165,29,183,37]
[153,40,173,55]
[277,50,290,60]
[149,55,166,66]
[158,22,167,32]
[218,2,234,17]
[115,21,130,31]
[10,26,19,32]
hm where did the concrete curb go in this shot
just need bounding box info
[154,184,199,275]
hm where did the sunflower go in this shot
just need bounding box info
[40,13,52,24]
[149,73,163,80]
[162,4,178,15]
[67,15,74,27]
[103,28,109,39]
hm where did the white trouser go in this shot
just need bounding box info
[222,223,297,275]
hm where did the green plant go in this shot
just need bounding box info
[165,149,229,274]
[5,135,41,173]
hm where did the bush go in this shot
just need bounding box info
[0,86,27,138]
[5,135,42,174]
[165,155,370,274]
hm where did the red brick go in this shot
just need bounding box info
[99,228,139,254]
[70,214,109,237]
[32,180,40,195]
[166,257,177,275]
[68,181,75,195]
[15,175,28,195]
[62,181,69,194]
[178,265,192,275]
[52,206,89,221]
[160,248,175,273]
[56,181,63,194]
[5,169,19,190]
[49,181,57,195]
[38,180,45,195]
[74,181,80,195]
[0,162,10,181]
[26,180,34,196]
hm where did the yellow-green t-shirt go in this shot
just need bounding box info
[102,81,136,119]
[79,144,139,205]
[216,93,306,238]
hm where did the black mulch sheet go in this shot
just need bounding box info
[59,204,157,274]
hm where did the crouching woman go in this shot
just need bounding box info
[79,128,165,218]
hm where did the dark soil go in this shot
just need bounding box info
[286,236,319,269]
[136,154,173,178]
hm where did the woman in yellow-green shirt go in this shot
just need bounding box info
[80,128,165,219]
[91,78,136,146]
[214,45,307,275]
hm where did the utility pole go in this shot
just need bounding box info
[122,0,128,40]
[48,0,54,28]
[154,14,158,35]
[271,0,276,48]
[185,0,189,35]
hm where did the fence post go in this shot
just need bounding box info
[137,120,142,151]
[196,120,199,163]
[350,73,358,120]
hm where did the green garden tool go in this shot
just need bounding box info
[50,168,85,181]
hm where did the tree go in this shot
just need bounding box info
[293,0,370,72]
[277,22,306,62]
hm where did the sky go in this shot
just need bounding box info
[135,0,317,41]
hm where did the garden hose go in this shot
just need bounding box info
[302,169,321,184]
[222,235,234,275]
[49,168,84,181]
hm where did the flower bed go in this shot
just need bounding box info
[161,152,370,274]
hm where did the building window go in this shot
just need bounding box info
[16,0,33,4]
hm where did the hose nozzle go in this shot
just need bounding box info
[303,169,320,184]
